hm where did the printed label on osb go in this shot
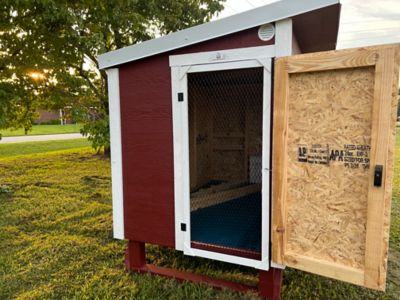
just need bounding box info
[298,144,329,165]
[297,144,370,169]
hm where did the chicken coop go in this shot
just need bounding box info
[98,0,399,299]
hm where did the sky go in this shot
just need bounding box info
[213,0,400,49]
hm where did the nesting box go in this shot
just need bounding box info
[98,0,399,296]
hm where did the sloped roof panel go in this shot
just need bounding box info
[98,0,339,69]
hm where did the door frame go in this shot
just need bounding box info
[169,45,275,270]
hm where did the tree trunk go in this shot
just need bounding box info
[104,146,111,157]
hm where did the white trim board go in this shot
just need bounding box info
[275,19,293,57]
[106,68,125,240]
[169,45,275,67]
[171,65,190,251]
[170,47,273,270]
[184,245,269,270]
[261,57,272,270]
[98,0,339,69]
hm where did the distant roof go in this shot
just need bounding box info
[98,0,340,69]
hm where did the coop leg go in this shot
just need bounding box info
[124,241,283,298]
[125,240,146,271]
[258,268,283,300]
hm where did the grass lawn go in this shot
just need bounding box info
[0,124,82,137]
[0,137,399,299]
[0,139,91,158]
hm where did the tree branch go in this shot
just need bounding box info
[77,67,102,99]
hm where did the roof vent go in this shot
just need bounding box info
[258,23,275,41]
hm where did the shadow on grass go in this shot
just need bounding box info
[0,148,399,299]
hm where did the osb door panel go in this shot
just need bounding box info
[272,45,399,290]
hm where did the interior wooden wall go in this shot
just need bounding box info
[188,69,263,190]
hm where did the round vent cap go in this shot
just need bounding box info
[258,23,275,41]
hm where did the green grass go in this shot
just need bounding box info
[0,139,91,158]
[0,124,82,137]
[0,135,399,299]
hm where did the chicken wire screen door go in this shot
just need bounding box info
[170,46,274,270]
[272,45,400,290]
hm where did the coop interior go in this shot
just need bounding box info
[188,67,264,259]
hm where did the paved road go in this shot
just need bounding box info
[0,133,85,144]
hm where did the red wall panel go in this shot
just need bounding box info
[119,26,274,247]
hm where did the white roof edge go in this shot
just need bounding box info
[98,0,339,69]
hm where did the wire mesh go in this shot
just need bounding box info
[188,67,264,255]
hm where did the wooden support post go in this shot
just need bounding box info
[259,268,283,300]
[125,240,146,271]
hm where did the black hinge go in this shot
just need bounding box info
[180,223,186,232]
[374,165,383,187]
[178,92,184,102]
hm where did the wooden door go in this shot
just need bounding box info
[272,45,399,290]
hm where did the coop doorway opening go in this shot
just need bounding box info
[188,67,264,260]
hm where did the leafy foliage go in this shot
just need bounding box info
[0,0,225,148]
[397,89,400,118]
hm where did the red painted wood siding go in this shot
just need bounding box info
[119,26,274,247]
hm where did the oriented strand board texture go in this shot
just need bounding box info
[285,67,375,270]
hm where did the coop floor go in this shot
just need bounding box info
[190,192,262,257]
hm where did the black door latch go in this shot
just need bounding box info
[180,223,186,232]
[374,165,383,187]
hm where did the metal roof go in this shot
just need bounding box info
[98,0,340,69]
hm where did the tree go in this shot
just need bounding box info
[398,89,400,119]
[0,0,225,148]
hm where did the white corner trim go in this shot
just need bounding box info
[256,57,272,71]
[261,59,272,271]
[106,68,125,240]
[275,18,293,57]
[271,261,286,269]
[98,0,339,69]
[171,66,190,251]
